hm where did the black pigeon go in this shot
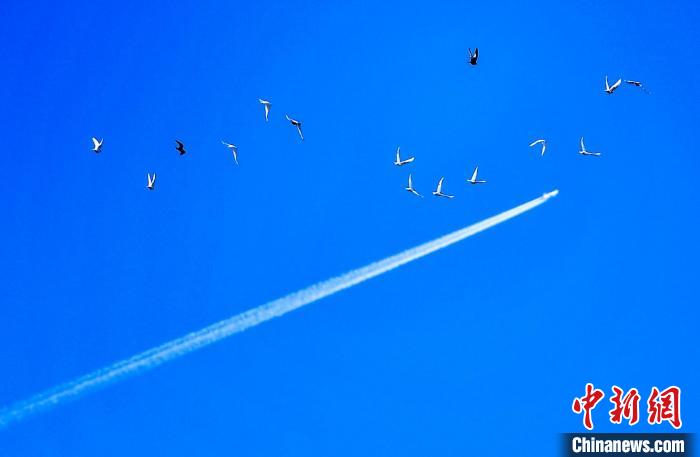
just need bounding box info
[175,140,186,155]
[468,47,479,65]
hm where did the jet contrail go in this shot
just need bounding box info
[0,189,558,429]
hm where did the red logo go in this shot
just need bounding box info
[572,384,682,430]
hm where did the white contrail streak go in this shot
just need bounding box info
[0,189,558,429]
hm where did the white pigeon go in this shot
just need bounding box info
[286,114,304,141]
[529,139,547,156]
[147,173,156,190]
[579,137,601,156]
[394,147,415,166]
[259,99,271,122]
[466,166,486,184]
[405,174,422,197]
[605,75,622,94]
[432,177,454,198]
[91,137,103,153]
[221,141,239,165]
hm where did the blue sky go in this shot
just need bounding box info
[0,0,698,455]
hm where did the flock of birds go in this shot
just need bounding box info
[401,134,598,199]
[88,47,647,197]
[393,49,647,200]
[88,98,302,192]
[396,144,487,199]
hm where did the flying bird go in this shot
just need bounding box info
[466,166,487,184]
[394,147,415,166]
[432,177,454,199]
[579,137,601,157]
[468,47,479,65]
[625,80,650,94]
[286,115,304,141]
[529,139,547,156]
[147,173,156,190]
[259,99,271,122]
[405,174,422,197]
[604,76,622,94]
[91,137,103,153]
[175,140,187,155]
[221,141,239,165]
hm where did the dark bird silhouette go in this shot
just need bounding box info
[175,140,186,155]
[468,47,479,65]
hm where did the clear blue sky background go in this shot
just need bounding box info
[0,0,698,455]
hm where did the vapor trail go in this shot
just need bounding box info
[0,190,558,429]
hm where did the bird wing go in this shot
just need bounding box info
[396,147,401,163]
[471,166,479,182]
[580,137,585,151]
[405,157,415,163]
[605,76,610,91]
[541,142,546,156]
[474,47,478,59]
[408,174,412,187]
[176,140,184,148]
[437,177,444,193]
[611,78,622,90]
[529,139,544,147]
[92,137,100,149]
